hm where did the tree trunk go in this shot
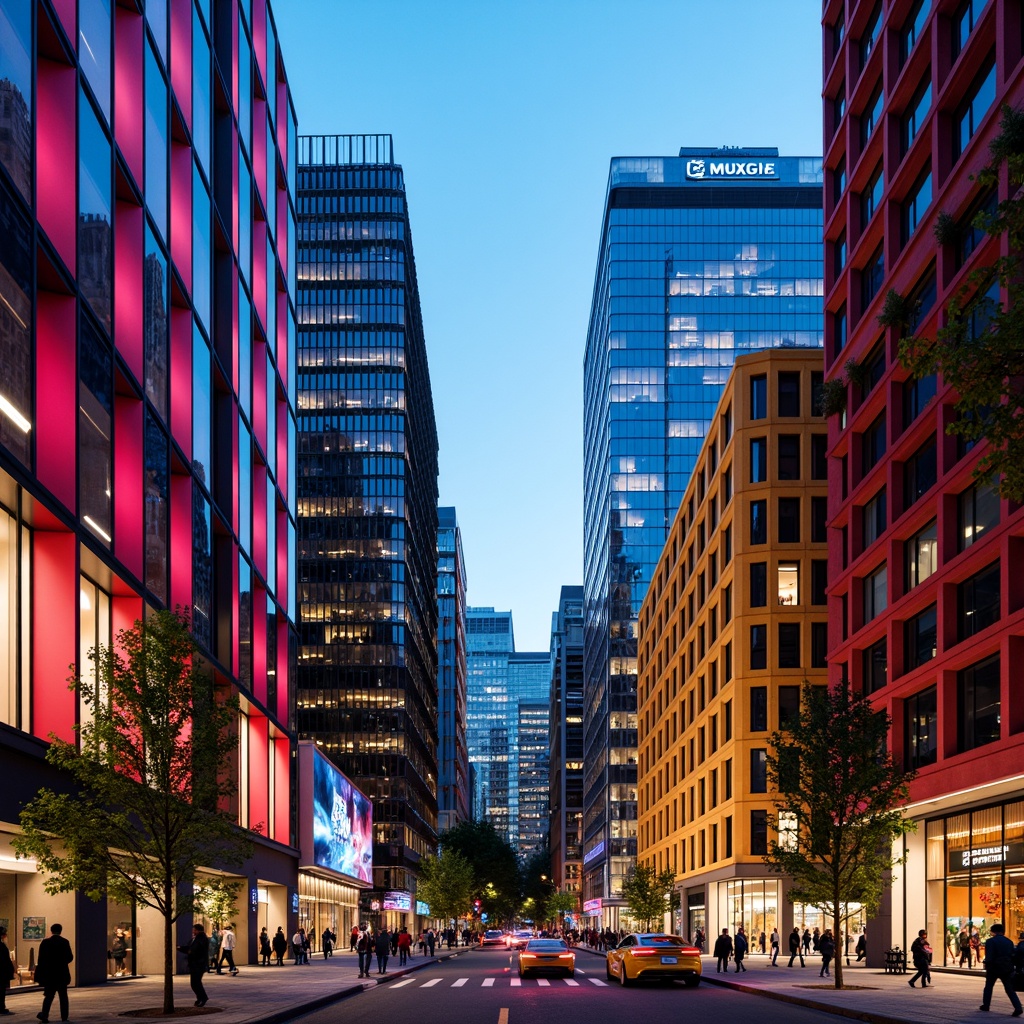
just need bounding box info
[833,882,843,989]
[163,884,175,1014]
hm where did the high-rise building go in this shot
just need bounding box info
[517,699,551,864]
[823,0,1024,963]
[295,135,439,928]
[637,351,829,940]
[0,0,298,980]
[549,586,585,894]
[582,147,824,926]
[437,506,470,832]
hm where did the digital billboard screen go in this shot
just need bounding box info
[311,749,373,883]
[383,890,411,912]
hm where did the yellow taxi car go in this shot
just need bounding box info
[606,933,702,987]
[516,938,576,978]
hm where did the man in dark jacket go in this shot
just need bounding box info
[35,923,74,1022]
[980,922,1023,1015]
[733,926,748,972]
[0,925,14,1014]
[788,927,805,968]
[356,929,372,978]
[179,925,210,1007]
[374,928,390,975]
[713,928,733,974]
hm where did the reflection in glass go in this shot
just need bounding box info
[238,13,251,154]
[78,575,110,731]
[147,0,167,64]
[192,485,212,648]
[145,42,168,239]
[0,0,32,199]
[79,0,111,122]
[79,90,112,333]
[239,156,251,282]
[192,326,211,486]
[0,182,32,463]
[144,414,168,601]
[192,165,211,329]
[143,225,168,417]
[238,555,251,690]
[79,323,113,545]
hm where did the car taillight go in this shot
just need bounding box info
[631,948,665,956]
[558,954,574,959]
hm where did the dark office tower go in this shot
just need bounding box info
[582,148,824,928]
[296,135,440,923]
[549,586,584,894]
[437,506,470,832]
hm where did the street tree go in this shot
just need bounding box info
[763,682,915,989]
[14,609,252,1014]
[621,862,678,932]
[416,849,475,927]
[439,819,520,925]
[899,104,1024,502]
[544,889,579,930]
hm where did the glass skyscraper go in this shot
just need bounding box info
[582,147,823,925]
[295,135,440,921]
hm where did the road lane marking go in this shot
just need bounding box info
[564,978,580,986]
[588,977,608,986]
[389,979,415,988]
[452,978,468,987]
[498,1010,509,1024]
[420,978,441,987]
[577,969,586,974]
[510,977,521,987]
[482,978,495,987]
[537,978,550,986]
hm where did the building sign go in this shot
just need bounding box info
[948,842,1024,873]
[583,841,605,865]
[383,890,412,912]
[415,900,430,917]
[685,158,778,181]
[583,898,603,914]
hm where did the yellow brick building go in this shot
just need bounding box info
[637,350,829,945]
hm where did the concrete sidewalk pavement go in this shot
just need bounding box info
[2,947,467,1024]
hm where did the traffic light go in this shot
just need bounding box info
[473,899,481,918]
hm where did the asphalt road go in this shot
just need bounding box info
[288,946,852,1024]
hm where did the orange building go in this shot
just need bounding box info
[637,351,830,943]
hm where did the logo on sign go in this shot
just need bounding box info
[686,159,778,180]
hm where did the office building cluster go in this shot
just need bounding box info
[1,0,1022,986]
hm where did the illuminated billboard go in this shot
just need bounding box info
[383,890,411,912]
[298,743,373,885]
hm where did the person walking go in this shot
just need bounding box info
[291,928,304,965]
[179,924,210,1008]
[908,929,933,988]
[397,927,412,966]
[259,927,271,966]
[219,923,239,975]
[374,927,390,975]
[819,929,836,978]
[769,927,780,966]
[356,929,372,978]
[960,927,974,968]
[426,928,436,957]
[321,927,333,958]
[855,931,867,963]
[35,923,74,1023]
[980,922,1023,1015]
[208,927,222,973]
[734,926,748,972]
[350,925,359,953]
[802,928,812,956]
[272,927,287,967]
[713,928,733,974]
[0,925,14,1015]
[788,927,805,968]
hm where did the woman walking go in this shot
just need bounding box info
[819,929,836,977]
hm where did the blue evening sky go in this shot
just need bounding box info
[274,0,823,651]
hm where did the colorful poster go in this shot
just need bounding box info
[22,917,45,940]
[311,749,373,883]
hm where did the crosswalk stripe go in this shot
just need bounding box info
[564,978,580,986]
[452,978,468,987]
[588,977,608,986]
[537,978,550,986]
[420,979,441,987]
[389,979,415,988]
[482,978,495,987]
[510,977,521,987]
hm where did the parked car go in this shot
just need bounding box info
[516,938,575,978]
[606,933,701,987]
[481,929,506,946]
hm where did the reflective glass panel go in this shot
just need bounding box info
[145,41,168,239]
[192,324,211,486]
[79,0,111,122]
[79,90,112,333]
[0,0,32,199]
[143,224,168,417]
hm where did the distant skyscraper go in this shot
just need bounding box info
[296,134,440,922]
[582,147,823,926]
[517,699,551,864]
[437,506,470,832]
[549,586,584,893]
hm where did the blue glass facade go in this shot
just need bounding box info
[582,148,823,919]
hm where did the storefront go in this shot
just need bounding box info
[298,874,362,952]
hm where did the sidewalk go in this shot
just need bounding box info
[576,946,1013,1023]
[2,947,466,1024]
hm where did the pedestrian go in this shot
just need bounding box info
[759,931,766,955]
[259,927,272,966]
[322,927,333,958]
[972,926,982,967]
[1016,931,1024,973]
[390,929,399,957]
[219,922,239,975]
[426,928,435,957]
[350,925,359,952]
[769,927,780,966]
[374,927,390,975]
[209,926,222,973]
[0,925,14,1015]
[855,931,867,963]
[980,922,1023,1015]
[812,927,821,954]
[356,929,372,978]
[272,927,287,967]
[291,928,304,965]
[802,928,812,956]
[301,929,311,964]
[788,927,805,968]
[179,924,210,1008]
[713,928,733,974]
[35,923,74,1023]
[111,929,128,977]
[734,926,748,972]
[819,929,836,978]
[959,927,973,968]
[397,927,412,966]
[695,926,705,953]
[908,929,932,988]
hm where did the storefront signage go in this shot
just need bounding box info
[415,900,430,917]
[583,841,605,865]
[685,159,778,181]
[583,899,603,914]
[250,887,258,911]
[383,890,412,912]
[948,841,1024,873]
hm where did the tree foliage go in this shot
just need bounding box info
[416,849,475,925]
[899,104,1024,502]
[620,862,678,932]
[14,610,251,1013]
[438,819,521,925]
[544,889,579,926]
[763,682,915,990]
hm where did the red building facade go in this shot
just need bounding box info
[823,0,1024,963]
[0,0,299,982]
